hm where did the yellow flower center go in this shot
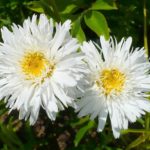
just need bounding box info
[96,69,126,95]
[20,51,55,81]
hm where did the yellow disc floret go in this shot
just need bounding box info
[21,51,55,81]
[96,68,126,95]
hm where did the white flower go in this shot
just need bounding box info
[0,14,86,125]
[76,36,150,138]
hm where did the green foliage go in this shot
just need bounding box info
[74,120,95,147]
[84,10,109,39]
[24,0,114,41]
[0,0,150,150]
[0,122,24,150]
[71,17,86,42]
[91,0,117,10]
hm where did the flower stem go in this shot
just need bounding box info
[146,113,150,130]
[121,129,150,134]
[144,0,150,133]
[143,0,148,55]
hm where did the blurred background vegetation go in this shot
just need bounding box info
[0,0,150,149]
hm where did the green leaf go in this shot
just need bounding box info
[71,17,86,42]
[74,121,95,147]
[84,11,109,39]
[91,0,117,10]
[25,1,44,13]
[60,4,77,14]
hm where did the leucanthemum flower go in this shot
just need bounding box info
[0,14,86,125]
[76,36,150,138]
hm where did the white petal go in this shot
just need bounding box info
[53,71,77,87]
[97,108,108,132]
[112,127,120,139]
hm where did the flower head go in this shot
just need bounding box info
[77,36,150,138]
[0,14,85,124]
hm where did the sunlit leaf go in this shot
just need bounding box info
[71,17,86,42]
[84,11,109,39]
[91,0,117,10]
[60,4,77,14]
[25,1,44,13]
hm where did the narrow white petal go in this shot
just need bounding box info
[97,108,108,132]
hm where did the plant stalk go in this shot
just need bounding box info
[144,0,150,133]
[143,0,148,55]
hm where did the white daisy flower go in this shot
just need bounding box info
[0,14,86,125]
[77,36,150,138]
